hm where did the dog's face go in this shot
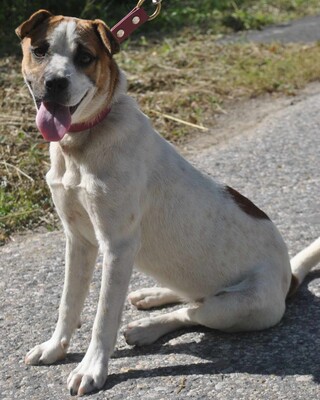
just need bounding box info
[16,10,120,141]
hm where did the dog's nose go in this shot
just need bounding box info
[45,77,69,92]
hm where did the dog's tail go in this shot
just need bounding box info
[287,237,320,297]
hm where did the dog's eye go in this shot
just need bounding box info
[76,51,95,67]
[32,44,49,59]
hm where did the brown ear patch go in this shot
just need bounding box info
[226,186,270,220]
[15,9,53,40]
[94,19,120,56]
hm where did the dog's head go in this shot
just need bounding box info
[16,10,120,141]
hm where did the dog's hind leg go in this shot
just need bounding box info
[189,283,285,333]
[124,307,197,345]
[124,271,286,346]
[128,287,183,309]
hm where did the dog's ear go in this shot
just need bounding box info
[94,19,120,56]
[15,9,53,40]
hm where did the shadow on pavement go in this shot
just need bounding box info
[105,270,320,390]
[48,270,320,393]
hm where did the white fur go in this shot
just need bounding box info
[291,237,320,284]
[23,21,320,397]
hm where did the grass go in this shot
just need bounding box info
[1,0,320,243]
[119,39,320,140]
[80,0,320,36]
[2,0,320,55]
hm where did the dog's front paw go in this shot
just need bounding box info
[67,351,108,396]
[25,338,68,365]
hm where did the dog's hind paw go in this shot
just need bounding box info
[128,288,161,309]
[124,317,164,346]
[128,287,181,310]
[25,338,68,365]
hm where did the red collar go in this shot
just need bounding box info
[68,106,111,133]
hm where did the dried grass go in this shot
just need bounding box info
[1,38,320,242]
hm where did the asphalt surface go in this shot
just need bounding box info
[1,15,320,400]
[223,14,320,43]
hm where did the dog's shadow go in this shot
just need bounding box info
[64,270,320,391]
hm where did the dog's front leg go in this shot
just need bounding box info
[25,233,98,365]
[67,233,140,396]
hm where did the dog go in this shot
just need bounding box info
[16,10,320,396]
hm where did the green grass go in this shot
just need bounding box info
[2,0,320,55]
[80,0,320,35]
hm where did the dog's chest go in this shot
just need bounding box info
[46,150,98,231]
[61,157,81,189]
[47,151,82,190]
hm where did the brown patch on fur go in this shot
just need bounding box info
[18,14,65,87]
[15,9,52,39]
[74,19,120,106]
[286,274,300,298]
[226,186,270,220]
[94,20,120,55]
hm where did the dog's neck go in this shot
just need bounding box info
[68,104,111,133]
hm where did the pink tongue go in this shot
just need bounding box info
[36,102,71,141]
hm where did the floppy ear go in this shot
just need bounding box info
[15,9,53,40]
[94,19,120,56]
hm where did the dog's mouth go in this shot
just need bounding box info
[35,94,87,142]
[35,97,84,115]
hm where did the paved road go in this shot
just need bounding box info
[1,85,320,400]
[223,14,320,43]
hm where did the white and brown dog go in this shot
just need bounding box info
[16,10,320,396]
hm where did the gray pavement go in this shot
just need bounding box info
[222,14,320,43]
[1,82,320,400]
